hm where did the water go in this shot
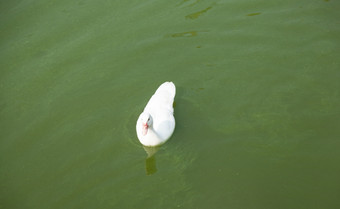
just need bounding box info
[1,0,340,208]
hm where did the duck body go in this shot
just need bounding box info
[136,82,176,147]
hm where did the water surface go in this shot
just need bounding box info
[1,0,340,208]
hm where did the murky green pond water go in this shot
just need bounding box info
[1,0,340,208]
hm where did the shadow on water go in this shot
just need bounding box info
[145,155,157,175]
[143,146,160,175]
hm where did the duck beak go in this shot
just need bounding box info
[142,123,148,136]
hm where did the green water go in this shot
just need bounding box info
[1,0,340,208]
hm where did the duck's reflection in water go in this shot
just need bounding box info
[143,146,160,175]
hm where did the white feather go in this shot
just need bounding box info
[136,82,176,146]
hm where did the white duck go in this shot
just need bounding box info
[136,82,176,147]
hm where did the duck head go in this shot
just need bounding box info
[140,112,153,136]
